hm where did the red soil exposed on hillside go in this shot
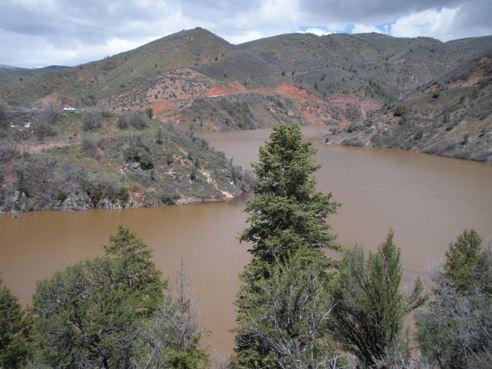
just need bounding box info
[109,69,383,127]
[325,96,381,120]
[258,83,317,101]
[449,56,492,88]
[33,92,66,110]
[203,80,247,97]
[76,67,95,85]
[255,82,381,125]
[152,100,178,116]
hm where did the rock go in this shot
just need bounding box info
[54,192,91,211]
[98,198,125,210]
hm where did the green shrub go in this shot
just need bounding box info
[81,177,128,206]
[393,104,407,117]
[331,232,426,367]
[117,114,129,129]
[31,226,164,369]
[81,112,102,131]
[146,107,153,119]
[432,87,440,99]
[33,112,58,140]
[347,123,358,133]
[416,229,491,369]
[155,127,164,145]
[55,189,67,202]
[80,137,98,158]
[129,112,149,130]
[125,144,153,170]
[158,190,179,205]
[0,104,10,132]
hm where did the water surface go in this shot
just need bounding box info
[1,127,491,353]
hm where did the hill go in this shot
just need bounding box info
[324,51,492,163]
[0,27,491,163]
[0,64,27,72]
[0,109,253,212]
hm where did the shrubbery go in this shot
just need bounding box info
[0,227,210,369]
[80,136,98,158]
[331,232,426,367]
[81,111,102,131]
[416,229,492,369]
[393,104,407,117]
[81,175,129,206]
[117,114,130,129]
[0,104,9,131]
[0,279,31,369]
[29,226,209,369]
[117,112,148,130]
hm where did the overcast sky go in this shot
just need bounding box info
[1,0,491,67]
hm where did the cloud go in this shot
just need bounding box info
[225,30,266,44]
[389,1,492,41]
[301,28,333,36]
[352,24,383,34]
[298,0,460,25]
[0,0,491,67]
[390,7,460,40]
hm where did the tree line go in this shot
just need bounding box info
[1,124,491,369]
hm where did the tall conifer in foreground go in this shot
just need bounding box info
[239,124,339,269]
[234,124,340,368]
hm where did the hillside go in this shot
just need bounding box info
[324,51,492,163]
[0,27,491,163]
[0,109,253,212]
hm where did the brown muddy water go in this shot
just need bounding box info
[1,127,491,354]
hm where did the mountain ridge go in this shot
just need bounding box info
[1,27,491,163]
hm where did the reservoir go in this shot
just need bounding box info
[1,127,491,354]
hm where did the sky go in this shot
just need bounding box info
[1,0,491,68]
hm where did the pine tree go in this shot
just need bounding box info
[234,124,340,368]
[443,228,490,294]
[0,279,32,369]
[239,124,339,267]
[330,231,426,368]
[104,224,165,315]
[235,251,337,369]
[416,229,492,369]
[31,225,165,369]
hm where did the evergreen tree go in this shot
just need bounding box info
[416,229,492,369]
[234,125,340,368]
[235,250,338,369]
[239,124,339,267]
[31,225,165,369]
[104,225,165,315]
[0,279,32,369]
[330,231,426,368]
[443,228,490,294]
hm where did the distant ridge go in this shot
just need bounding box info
[0,27,490,163]
[0,64,26,71]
